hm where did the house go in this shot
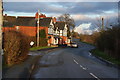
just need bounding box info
[3,12,70,47]
[3,14,17,27]
[54,21,68,45]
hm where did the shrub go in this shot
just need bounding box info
[95,26,120,59]
[3,30,30,66]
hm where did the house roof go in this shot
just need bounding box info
[39,17,52,27]
[55,22,66,30]
[3,16,17,27]
[16,16,36,26]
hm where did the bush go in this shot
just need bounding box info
[39,38,48,47]
[3,30,30,66]
[35,29,48,47]
[95,26,120,59]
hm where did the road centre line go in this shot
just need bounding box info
[89,52,92,56]
[80,65,87,70]
[73,59,79,64]
[89,73,100,80]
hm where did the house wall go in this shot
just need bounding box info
[2,27,16,32]
[61,36,68,44]
[48,20,54,35]
[47,34,54,46]
[3,26,48,37]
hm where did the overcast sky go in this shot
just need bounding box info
[3,2,119,34]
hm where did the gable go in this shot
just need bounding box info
[55,22,65,30]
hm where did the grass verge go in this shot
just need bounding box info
[90,49,120,66]
[30,46,54,51]
[80,41,95,46]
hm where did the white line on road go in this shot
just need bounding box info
[80,65,87,70]
[80,65,83,68]
[89,52,92,56]
[73,59,79,64]
[89,73,100,80]
[82,67,87,70]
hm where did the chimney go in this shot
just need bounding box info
[53,17,56,23]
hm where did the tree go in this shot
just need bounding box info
[39,29,46,38]
[39,29,47,47]
[58,14,75,37]
[94,16,110,31]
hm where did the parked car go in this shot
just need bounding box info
[70,42,78,48]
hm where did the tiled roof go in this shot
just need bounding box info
[55,22,65,30]
[16,17,36,26]
[3,16,17,27]
[39,17,52,27]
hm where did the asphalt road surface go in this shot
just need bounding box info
[31,39,120,79]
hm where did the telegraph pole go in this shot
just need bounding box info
[0,0,3,79]
[37,10,40,47]
[102,17,104,30]
[0,0,3,54]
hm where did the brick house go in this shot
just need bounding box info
[3,12,70,46]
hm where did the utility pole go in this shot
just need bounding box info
[37,10,40,47]
[102,17,104,30]
[118,1,120,26]
[0,0,3,79]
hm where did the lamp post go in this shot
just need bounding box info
[37,10,40,47]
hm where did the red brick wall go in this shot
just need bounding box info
[2,27,16,32]
[61,36,68,44]
[3,26,48,37]
[48,35,54,45]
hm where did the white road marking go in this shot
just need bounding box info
[73,59,79,64]
[82,67,87,70]
[80,65,87,70]
[89,52,92,56]
[89,73,100,80]
[80,65,83,68]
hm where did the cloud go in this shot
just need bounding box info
[3,2,118,14]
[3,2,66,13]
[74,23,94,35]
[3,0,119,2]
[3,2,118,34]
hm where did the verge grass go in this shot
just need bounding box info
[90,49,120,66]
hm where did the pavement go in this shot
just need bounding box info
[2,48,60,79]
[31,40,120,79]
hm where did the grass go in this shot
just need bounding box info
[90,49,120,66]
[30,46,54,51]
[80,41,95,46]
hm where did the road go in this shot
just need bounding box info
[31,40,119,79]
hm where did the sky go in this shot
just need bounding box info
[3,1,119,34]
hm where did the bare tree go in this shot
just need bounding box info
[58,14,75,29]
[58,14,75,39]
